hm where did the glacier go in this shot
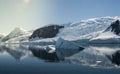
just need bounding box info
[1,16,120,51]
[28,16,120,48]
[90,20,120,44]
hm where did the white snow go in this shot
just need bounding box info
[1,16,120,45]
[58,16,118,40]
[56,37,82,50]
[7,27,29,38]
[55,16,120,50]
[90,31,120,44]
[30,16,120,46]
[1,27,32,43]
[5,34,31,43]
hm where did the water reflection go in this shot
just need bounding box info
[56,47,84,60]
[63,44,120,68]
[29,45,59,62]
[110,50,120,65]
[0,46,5,53]
[0,44,120,68]
[29,45,84,62]
[0,44,32,61]
[89,44,120,66]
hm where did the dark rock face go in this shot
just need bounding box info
[29,47,59,62]
[105,20,120,35]
[29,25,64,39]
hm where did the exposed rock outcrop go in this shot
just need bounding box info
[29,25,64,39]
[105,20,120,35]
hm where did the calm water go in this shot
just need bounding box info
[0,44,120,74]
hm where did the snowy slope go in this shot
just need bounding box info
[55,17,120,50]
[6,27,28,37]
[90,32,120,43]
[1,27,32,43]
[57,16,120,40]
[30,16,120,45]
[90,20,120,43]
[5,33,32,43]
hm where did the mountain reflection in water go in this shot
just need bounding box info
[0,44,120,68]
[0,44,32,60]
[109,50,120,66]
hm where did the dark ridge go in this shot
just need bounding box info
[105,20,120,35]
[29,47,59,62]
[29,25,64,39]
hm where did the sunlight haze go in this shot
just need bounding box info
[0,0,120,34]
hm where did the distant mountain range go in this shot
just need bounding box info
[0,16,120,44]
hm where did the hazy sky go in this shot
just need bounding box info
[0,0,120,34]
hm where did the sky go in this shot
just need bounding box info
[0,0,120,34]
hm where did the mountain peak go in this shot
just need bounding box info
[1,27,29,42]
[13,27,27,32]
[104,20,120,35]
[7,27,29,38]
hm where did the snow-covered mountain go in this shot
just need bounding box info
[29,16,120,46]
[55,16,120,50]
[1,27,32,43]
[1,16,120,44]
[58,16,120,40]
[29,24,64,45]
[29,24,64,39]
[90,20,120,43]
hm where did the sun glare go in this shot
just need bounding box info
[24,0,30,4]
